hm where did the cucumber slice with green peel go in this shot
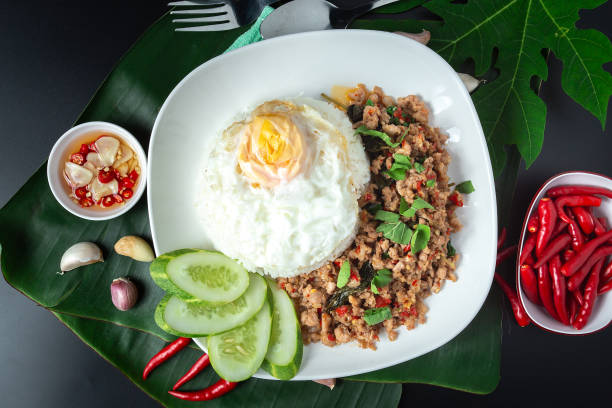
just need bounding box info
[150,249,249,303]
[261,278,303,380]
[155,273,267,337]
[207,299,272,382]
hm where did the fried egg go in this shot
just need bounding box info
[199,97,369,278]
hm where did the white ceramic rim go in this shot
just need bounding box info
[47,121,147,221]
[516,170,612,335]
[147,29,498,380]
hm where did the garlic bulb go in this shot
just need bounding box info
[110,278,138,311]
[59,242,103,274]
[114,236,155,262]
[313,378,336,390]
[457,73,484,93]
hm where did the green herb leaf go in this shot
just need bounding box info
[382,252,390,259]
[447,241,456,257]
[386,105,397,115]
[363,307,392,326]
[355,125,400,148]
[414,161,425,173]
[411,224,431,254]
[412,197,434,211]
[399,197,433,218]
[371,269,393,294]
[393,153,412,166]
[363,202,382,215]
[366,99,374,106]
[337,261,351,288]
[384,152,412,180]
[426,179,436,188]
[375,210,400,223]
[456,180,475,194]
[399,197,411,215]
[376,221,413,245]
[325,262,377,312]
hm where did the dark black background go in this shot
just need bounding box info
[1,1,611,407]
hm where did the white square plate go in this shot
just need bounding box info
[148,30,497,380]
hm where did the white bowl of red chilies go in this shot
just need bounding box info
[517,172,612,334]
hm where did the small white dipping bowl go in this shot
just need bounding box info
[47,121,147,221]
[517,171,612,335]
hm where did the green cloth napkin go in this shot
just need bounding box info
[224,6,274,53]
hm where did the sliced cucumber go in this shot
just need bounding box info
[207,299,272,382]
[155,273,267,337]
[150,249,249,303]
[260,278,303,380]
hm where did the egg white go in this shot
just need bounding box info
[198,97,369,278]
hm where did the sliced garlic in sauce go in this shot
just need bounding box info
[113,144,133,168]
[95,136,120,167]
[64,162,93,187]
[86,152,104,169]
[90,177,119,201]
[83,161,99,177]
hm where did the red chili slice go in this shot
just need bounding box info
[121,188,133,199]
[79,144,90,155]
[129,170,139,181]
[79,197,94,207]
[98,170,115,183]
[70,153,85,165]
[449,191,463,207]
[75,187,88,199]
[88,142,97,152]
[121,177,135,189]
[101,195,115,207]
[113,194,124,204]
[335,305,349,316]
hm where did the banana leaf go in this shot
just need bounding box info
[0,8,507,404]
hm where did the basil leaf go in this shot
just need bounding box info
[397,128,408,144]
[411,224,431,254]
[426,179,436,188]
[386,105,397,115]
[375,210,400,223]
[363,202,382,215]
[337,260,351,288]
[382,252,390,259]
[456,180,475,194]
[366,99,374,106]
[376,221,413,245]
[372,269,393,293]
[414,161,425,173]
[370,282,379,294]
[393,153,412,166]
[384,164,408,181]
[363,307,392,326]
[399,197,416,218]
[447,241,456,257]
[412,197,434,211]
[355,125,400,148]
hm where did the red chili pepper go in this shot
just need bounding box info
[327,334,336,342]
[560,229,612,276]
[375,296,391,308]
[569,296,578,326]
[533,234,571,269]
[573,259,602,330]
[494,273,530,327]
[121,177,135,189]
[168,380,238,401]
[549,255,569,325]
[571,289,584,307]
[79,197,94,207]
[70,153,85,165]
[537,263,559,321]
[88,141,97,152]
[121,188,134,199]
[519,234,536,265]
[128,170,139,181]
[562,249,575,263]
[113,194,124,204]
[349,268,359,281]
[496,245,517,267]
[75,187,88,199]
[98,169,115,183]
[566,218,584,251]
[601,261,612,282]
[555,195,602,224]
[599,280,612,295]
[335,305,349,316]
[449,191,463,207]
[172,353,210,390]
[527,216,539,234]
[520,264,541,305]
[572,207,595,235]
[79,144,90,155]
[536,198,557,258]
[567,245,612,291]
[551,219,568,238]
[524,253,535,266]
[598,217,608,230]
[101,195,115,207]
[592,214,607,236]
[143,337,191,380]
[547,185,612,199]
[497,227,507,250]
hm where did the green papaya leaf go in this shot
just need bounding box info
[54,311,402,407]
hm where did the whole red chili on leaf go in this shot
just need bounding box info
[537,263,559,321]
[572,207,595,235]
[560,229,612,276]
[549,255,569,325]
[547,185,612,199]
[496,245,517,267]
[520,264,541,305]
[169,379,238,401]
[536,198,557,258]
[494,272,531,327]
[573,260,602,330]
[554,195,601,224]
[143,337,191,380]
[172,353,210,391]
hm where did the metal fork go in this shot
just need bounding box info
[168,0,276,32]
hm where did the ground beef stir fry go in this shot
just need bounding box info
[276,85,463,350]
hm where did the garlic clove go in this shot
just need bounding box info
[90,177,119,202]
[457,73,484,93]
[95,136,120,167]
[113,144,133,168]
[60,242,103,273]
[394,30,431,45]
[64,162,93,188]
[114,236,155,262]
[313,378,336,390]
[110,277,138,311]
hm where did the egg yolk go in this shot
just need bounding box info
[237,114,308,188]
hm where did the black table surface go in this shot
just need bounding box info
[1,1,611,407]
